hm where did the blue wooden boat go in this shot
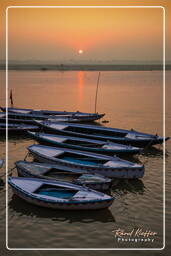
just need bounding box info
[0,112,47,124]
[1,107,105,122]
[28,144,144,179]
[8,177,114,210]
[27,131,142,155]
[0,123,39,134]
[0,160,4,168]
[34,121,169,147]
[0,111,103,124]
[15,161,112,191]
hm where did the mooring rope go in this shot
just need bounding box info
[0,151,32,179]
[24,152,30,161]
[8,166,16,176]
[0,166,16,178]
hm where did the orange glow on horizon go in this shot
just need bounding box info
[6,7,163,62]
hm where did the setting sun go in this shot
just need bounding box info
[78,49,83,54]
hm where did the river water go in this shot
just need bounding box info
[0,70,170,255]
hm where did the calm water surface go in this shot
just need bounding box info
[0,70,170,254]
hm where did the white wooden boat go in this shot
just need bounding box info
[0,111,104,124]
[8,177,114,210]
[27,131,142,155]
[27,144,144,179]
[15,161,112,191]
[1,107,105,122]
[34,121,169,147]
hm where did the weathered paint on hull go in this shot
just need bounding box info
[30,152,144,179]
[11,187,113,210]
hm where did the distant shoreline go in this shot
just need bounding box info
[0,64,170,71]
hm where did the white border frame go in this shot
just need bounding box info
[5,5,166,251]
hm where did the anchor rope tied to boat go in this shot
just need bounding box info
[24,152,32,161]
[8,166,16,176]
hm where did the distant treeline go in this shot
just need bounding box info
[0,64,171,71]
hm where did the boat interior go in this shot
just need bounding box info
[8,113,46,121]
[35,184,78,199]
[61,139,103,148]
[63,126,127,137]
[44,168,82,181]
[56,152,107,165]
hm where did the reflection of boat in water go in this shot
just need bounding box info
[111,179,145,195]
[9,194,115,223]
[142,146,167,158]
[0,133,35,143]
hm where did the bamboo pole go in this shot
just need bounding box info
[94,72,101,113]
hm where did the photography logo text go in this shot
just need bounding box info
[112,228,157,243]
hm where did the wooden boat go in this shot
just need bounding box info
[0,111,103,124]
[0,112,47,124]
[0,160,4,168]
[0,123,39,134]
[47,115,102,123]
[28,144,144,179]
[8,177,114,210]
[28,131,142,155]
[15,161,112,191]
[1,107,105,122]
[35,121,169,147]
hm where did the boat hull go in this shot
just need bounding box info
[1,107,105,123]
[29,150,144,179]
[28,132,142,156]
[10,187,113,210]
[0,124,39,134]
[35,121,168,147]
[16,164,112,191]
[8,177,114,210]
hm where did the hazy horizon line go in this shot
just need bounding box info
[1,63,171,71]
[1,60,170,65]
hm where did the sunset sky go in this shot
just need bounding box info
[1,0,171,64]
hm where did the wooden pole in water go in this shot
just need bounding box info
[94,72,101,113]
[10,89,14,107]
